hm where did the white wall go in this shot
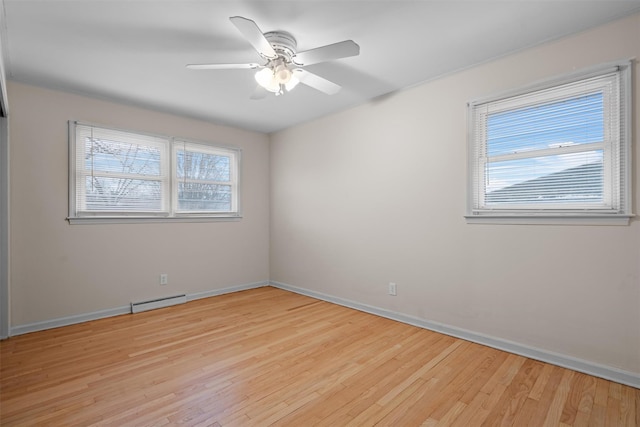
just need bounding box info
[270,14,640,376]
[8,82,270,327]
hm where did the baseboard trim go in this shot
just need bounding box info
[187,281,269,302]
[10,305,131,336]
[270,280,640,389]
[9,281,269,337]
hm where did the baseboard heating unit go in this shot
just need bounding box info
[131,294,187,314]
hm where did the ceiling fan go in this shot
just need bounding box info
[187,16,360,98]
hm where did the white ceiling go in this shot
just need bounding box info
[2,1,639,133]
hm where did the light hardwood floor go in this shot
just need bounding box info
[1,287,638,426]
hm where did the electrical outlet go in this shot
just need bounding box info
[388,282,397,296]
[160,274,168,285]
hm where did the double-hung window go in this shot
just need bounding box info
[69,122,241,222]
[467,61,632,224]
[172,141,238,214]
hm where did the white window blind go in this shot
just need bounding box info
[467,61,631,222]
[74,124,170,215]
[69,122,241,221]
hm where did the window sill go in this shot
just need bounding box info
[464,214,633,226]
[67,215,242,225]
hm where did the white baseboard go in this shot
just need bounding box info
[10,305,131,336]
[269,281,640,389]
[9,281,269,337]
[187,281,269,302]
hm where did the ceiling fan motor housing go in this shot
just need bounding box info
[264,31,297,61]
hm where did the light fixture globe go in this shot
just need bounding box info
[274,63,292,84]
[254,68,279,93]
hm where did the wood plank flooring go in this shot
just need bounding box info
[1,287,638,426]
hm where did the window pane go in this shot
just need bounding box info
[85,138,162,176]
[487,92,603,157]
[485,150,603,205]
[176,150,230,182]
[85,176,163,211]
[177,183,231,211]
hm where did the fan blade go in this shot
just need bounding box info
[293,40,359,66]
[250,85,269,100]
[186,63,260,70]
[294,69,341,95]
[229,16,277,59]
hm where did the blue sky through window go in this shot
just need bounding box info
[487,92,603,157]
[484,92,604,197]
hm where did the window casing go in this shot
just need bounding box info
[467,61,632,224]
[69,122,241,222]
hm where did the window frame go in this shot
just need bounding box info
[68,121,242,224]
[171,140,240,216]
[466,60,633,225]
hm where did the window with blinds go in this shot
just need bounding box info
[173,141,238,214]
[69,123,241,221]
[467,61,631,223]
[73,124,170,215]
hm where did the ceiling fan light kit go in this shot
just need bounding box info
[187,16,360,98]
[254,65,298,95]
